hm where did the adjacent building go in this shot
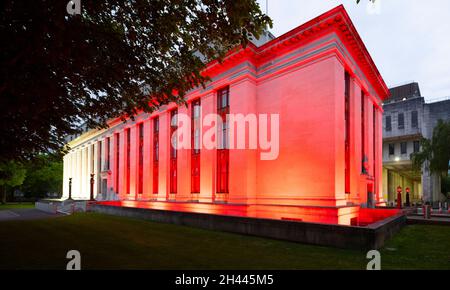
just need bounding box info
[382,82,450,204]
[63,6,390,225]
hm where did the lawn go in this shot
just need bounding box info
[0,202,34,210]
[0,212,448,270]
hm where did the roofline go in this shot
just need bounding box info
[204,5,390,100]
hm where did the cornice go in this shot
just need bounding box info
[202,5,389,101]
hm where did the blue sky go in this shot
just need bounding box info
[256,0,450,101]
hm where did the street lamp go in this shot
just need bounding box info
[90,174,95,201]
[68,177,73,200]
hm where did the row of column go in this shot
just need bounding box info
[345,73,383,206]
[63,79,256,203]
[63,142,100,199]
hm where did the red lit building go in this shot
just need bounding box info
[63,6,390,225]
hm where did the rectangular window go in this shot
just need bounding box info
[97,140,102,194]
[191,99,201,193]
[138,123,144,194]
[386,116,391,131]
[389,143,395,155]
[217,87,230,194]
[373,107,377,181]
[411,110,418,128]
[401,142,407,154]
[153,118,159,194]
[413,140,420,153]
[106,137,110,170]
[115,133,120,192]
[126,128,131,194]
[398,113,404,129]
[361,91,366,163]
[170,110,177,194]
[344,72,350,193]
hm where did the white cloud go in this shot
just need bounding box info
[257,0,450,100]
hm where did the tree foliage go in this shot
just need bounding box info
[20,154,63,198]
[0,160,27,203]
[411,119,450,179]
[0,0,271,161]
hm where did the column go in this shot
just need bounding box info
[200,92,215,203]
[142,119,153,199]
[130,125,138,199]
[228,79,257,204]
[177,105,191,201]
[76,149,82,198]
[93,142,99,198]
[158,112,169,201]
[62,154,68,198]
[119,129,126,199]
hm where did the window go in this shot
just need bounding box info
[115,133,120,192]
[386,115,391,131]
[217,87,230,193]
[170,110,178,194]
[361,91,366,162]
[126,128,131,194]
[413,140,420,153]
[411,110,418,128]
[105,137,110,170]
[373,107,376,173]
[191,99,201,193]
[398,113,404,129]
[389,143,395,155]
[138,123,144,194]
[153,118,159,194]
[97,140,102,193]
[344,72,350,193]
[401,142,407,154]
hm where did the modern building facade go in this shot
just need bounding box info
[382,82,450,204]
[63,6,390,225]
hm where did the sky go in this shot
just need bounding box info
[256,0,450,102]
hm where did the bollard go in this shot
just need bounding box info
[68,178,73,200]
[90,174,95,201]
[396,186,402,209]
[423,204,431,219]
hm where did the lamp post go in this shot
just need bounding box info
[405,187,410,207]
[396,186,402,209]
[68,178,73,200]
[90,174,95,201]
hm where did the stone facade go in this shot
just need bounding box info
[63,6,390,225]
[382,82,450,204]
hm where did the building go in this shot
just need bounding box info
[382,82,450,204]
[63,5,390,225]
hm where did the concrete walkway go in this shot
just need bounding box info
[407,215,450,226]
[0,208,64,222]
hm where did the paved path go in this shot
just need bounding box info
[407,215,450,226]
[0,208,64,221]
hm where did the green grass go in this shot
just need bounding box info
[0,212,448,269]
[0,202,34,210]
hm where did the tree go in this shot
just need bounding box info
[0,0,271,161]
[411,119,450,196]
[20,155,63,199]
[0,161,27,204]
